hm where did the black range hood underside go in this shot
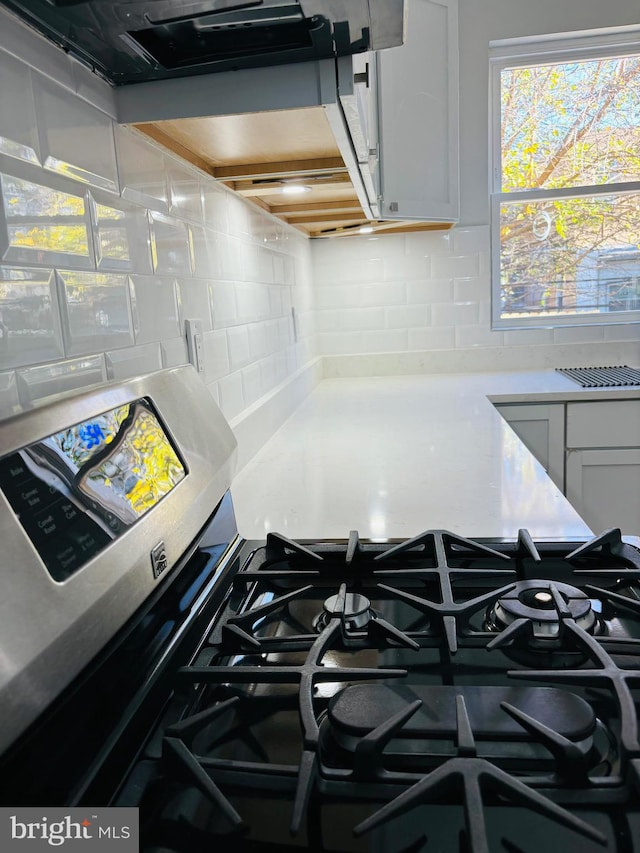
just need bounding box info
[0,0,398,85]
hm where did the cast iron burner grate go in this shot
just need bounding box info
[556,365,640,387]
[112,527,640,853]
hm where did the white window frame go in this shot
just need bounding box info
[489,29,640,330]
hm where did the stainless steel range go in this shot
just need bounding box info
[1,367,639,852]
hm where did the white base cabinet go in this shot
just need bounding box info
[565,400,640,536]
[496,398,640,535]
[566,449,640,535]
[495,403,565,490]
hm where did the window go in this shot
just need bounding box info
[490,34,640,328]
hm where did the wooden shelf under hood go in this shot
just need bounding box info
[135,107,453,238]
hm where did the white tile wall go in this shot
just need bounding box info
[0,5,637,429]
[0,16,316,424]
[105,342,162,381]
[312,228,640,372]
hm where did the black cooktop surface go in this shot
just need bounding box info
[111,528,640,852]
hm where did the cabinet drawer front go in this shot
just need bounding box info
[566,400,640,448]
[565,448,640,536]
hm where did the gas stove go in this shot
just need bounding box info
[104,528,640,851]
[0,367,639,853]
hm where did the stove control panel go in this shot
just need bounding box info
[0,397,186,582]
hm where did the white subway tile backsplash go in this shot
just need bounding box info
[227,193,253,238]
[16,353,106,405]
[70,57,116,117]
[242,361,263,406]
[431,253,480,280]
[317,307,385,333]
[203,328,230,381]
[105,342,162,380]
[282,254,295,287]
[91,195,152,274]
[285,344,297,373]
[451,226,489,256]
[236,281,270,323]
[0,172,94,270]
[362,329,408,352]
[161,336,188,368]
[115,126,168,211]
[359,282,406,307]
[269,285,283,318]
[385,304,431,329]
[319,331,365,354]
[408,327,456,350]
[176,277,212,331]
[5,16,633,426]
[603,323,640,342]
[503,328,555,347]
[455,324,504,348]
[552,325,605,345]
[314,285,361,310]
[210,281,238,327]
[0,25,316,429]
[0,369,19,417]
[218,370,245,419]
[149,212,192,275]
[407,279,454,304]
[477,301,494,328]
[258,247,276,284]
[405,230,452,257]
[272,254,285,284]
[274,349,288,382]
[202,182,228,231]
[314,257,384,286]
[260,353,278,393]
[220,234,245,280]
[226,325,251,369]
[190,225,220,279]
[0,52,40,165]
[34,74,118,193]
[206,379,221,406]
[431,302,480,327]
[59,270,133,355]
[400,252,432,281]
[129,275,179,344]
[264,319,280,353]
[248,322,269,360]
[454,276,490,302]
[277,316,292,347]
[166,158,202,222]
[0,267,63,369]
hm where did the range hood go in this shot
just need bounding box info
[0,0,405,85]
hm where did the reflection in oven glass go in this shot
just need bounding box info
[81,402,185,518]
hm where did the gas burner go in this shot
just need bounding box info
[484,580,602,667]
[314,591,374,633]
[487,579,598,638]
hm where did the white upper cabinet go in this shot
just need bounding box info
[376,0,459,221]
[337,51,381,216]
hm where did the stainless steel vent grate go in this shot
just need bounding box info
[556,365,640,387]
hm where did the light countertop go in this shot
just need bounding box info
[230,370,638,542]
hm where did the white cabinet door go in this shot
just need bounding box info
[566,449,640,535]
[376,0,459,221]
[566,400,640,448]
[495,404,565,490]
[337,52,380,216]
